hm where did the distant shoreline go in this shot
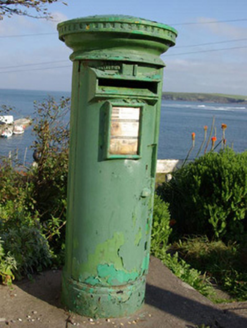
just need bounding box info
[162,92,247,104]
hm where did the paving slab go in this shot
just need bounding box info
[0,257,247,328]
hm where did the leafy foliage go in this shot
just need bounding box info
[0,237,17,285]
[155,148,247,301]
[157,148,247,242]
[173,236,247,300]
[0,163,52,280]
[151,195,214,298]
[0,97,70,283]
[31,97,70,254]
[151,194,172,255]
[156,248,214,298]
[1,222,52,279]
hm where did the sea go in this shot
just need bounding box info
[0,89,246,164]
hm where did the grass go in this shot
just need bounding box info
[154,173,247,302]
[168,236,247,302]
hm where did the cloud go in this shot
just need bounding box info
[196,17,247,39]
[0,11,68,36]
[164,57,247,95]
[0,15,38,35]
[48,12,68,28]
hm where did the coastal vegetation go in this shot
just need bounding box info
[0,97,246,302]
[155,148,247,301]
[0,97,69,283]
[162,92,247,104]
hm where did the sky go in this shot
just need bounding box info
[0,0,247,95]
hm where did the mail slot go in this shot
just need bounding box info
[97,78,159,95]
[57,15,177,318]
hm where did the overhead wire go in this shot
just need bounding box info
[0,17,246,38]
[0,32,56,38]
[0,17,246,73]
[0,60,68,70]
[175,38,247,48]
[169,18,247,26]
[1,43,247,73]
[164,45,247,56]
[0,65,71,74]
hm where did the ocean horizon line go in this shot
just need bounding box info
[0,88,71,94]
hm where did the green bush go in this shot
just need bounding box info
[151,194,172,255]
[0,206,52,280]
[31,97,69,232]
[0,97,70,283]
[29,97,70,257]
[1,222,52,279]
[0,237,17,285]
[157,148,247,241]
[151,197,214,298]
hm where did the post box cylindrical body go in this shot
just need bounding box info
[58,15,177,318]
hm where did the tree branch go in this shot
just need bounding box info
[0,0,63,19]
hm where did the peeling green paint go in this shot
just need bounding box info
[77,232,125,282]
[85,277,101,286]
[72,231,147,286]
[75,230,141,286]
[97,264,139,284]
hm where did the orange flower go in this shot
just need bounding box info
[221,123,227,130]
[204,125,208,131]
[211,136,217,149]
[169,219,176,226]
[191,132,195,140]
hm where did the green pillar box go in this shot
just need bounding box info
[57,15,177,318]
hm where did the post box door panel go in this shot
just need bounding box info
[103,102,143,159]
[92,99,158,277]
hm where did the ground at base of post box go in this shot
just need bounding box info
[1,257,247,328]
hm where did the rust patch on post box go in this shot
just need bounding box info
[110,106,140,155]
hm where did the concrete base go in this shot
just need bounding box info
[1,257,247,327]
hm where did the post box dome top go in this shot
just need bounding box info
[58,15,177,43]
[57,15,178,65]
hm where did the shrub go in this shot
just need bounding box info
[157,148,247,242]
[1,223,52,279]
[31,97,70,254]
[0,205,52,280]
[0,237,17,285]
[151,197,214,298]
[0,97,70,283]
[151,194,172,255]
